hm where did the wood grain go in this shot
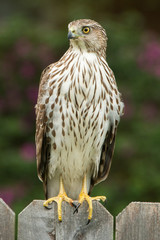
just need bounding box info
[18,200,113,240]
[0,198,15,240]
[116,202,160,240]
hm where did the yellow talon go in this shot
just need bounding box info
[78,174,106,221]
[43,176,74,221]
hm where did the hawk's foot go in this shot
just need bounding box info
[77,192,106,221]
[77,174,106,221]
[43,176,74,221]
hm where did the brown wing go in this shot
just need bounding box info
[35,65,53,197]
[90,126,116,194]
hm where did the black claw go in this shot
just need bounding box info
[44,204,53,210]
[72,202,78,208]
[87,219,91,225]
[73,203,81,214]
[73,208,78,214]
[72,202,79,214]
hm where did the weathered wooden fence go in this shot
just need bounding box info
[0,198,160,240]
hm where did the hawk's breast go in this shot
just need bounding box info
[42,51,123,183]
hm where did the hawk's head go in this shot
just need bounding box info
[68,19,107,57]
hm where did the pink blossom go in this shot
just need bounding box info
[137,38,160,78]
[0,184,26,206]
[36,45,54,67]
[154,67,160,77]
[19,61,36,79]
[20,142,36,161]
[0,188,14,205]
[26,86,38,104]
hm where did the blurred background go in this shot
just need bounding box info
[0,0,160,218]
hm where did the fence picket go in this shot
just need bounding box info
[0,198,15,240]
[1,198,160,239]
[116,202,160,240]
[18,200,113,240]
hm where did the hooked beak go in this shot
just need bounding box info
[68,30,78,40]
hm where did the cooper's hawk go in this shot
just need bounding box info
[35,19,124,222]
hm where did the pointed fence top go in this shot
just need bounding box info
[0,198,15,240]
[18,200,113,240]
[1,199,160,240]
[116,201,160,240]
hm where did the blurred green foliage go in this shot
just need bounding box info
[0,6,160,218]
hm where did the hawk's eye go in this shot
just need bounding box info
[82,27,90,34]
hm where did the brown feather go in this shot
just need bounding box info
[89,126,116,194]
[35,66,53,197]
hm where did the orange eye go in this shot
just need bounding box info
[82,27,90,34]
